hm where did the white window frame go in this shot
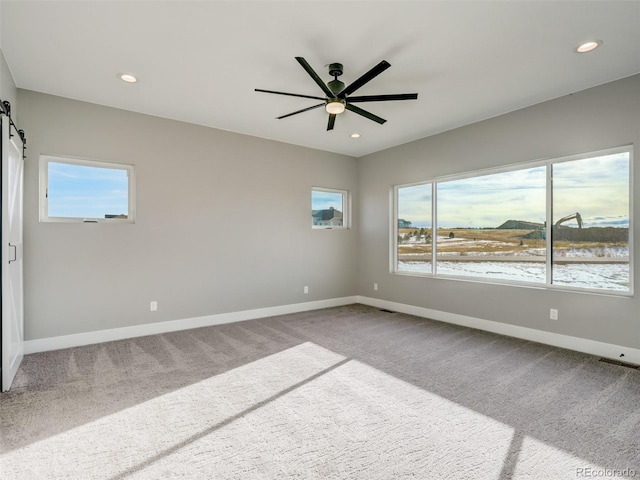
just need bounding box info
[311,187,349,229]
[392,145,633,296]
[392,181,434,275]
[39,154,136,224]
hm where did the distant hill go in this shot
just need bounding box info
[497,220,544,230]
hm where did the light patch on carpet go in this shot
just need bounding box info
[125,358,517,479]
[0,342,344,479]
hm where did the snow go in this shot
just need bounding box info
[554,246,628,258]
[398,259,629,292]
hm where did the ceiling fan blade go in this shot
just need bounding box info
[338,60,391,98]
[255,89,325,101]
[347,93,418,103]
[345,104,386,124]
[276,102,325,120]
[295,57,334,98]
[327,114,336,131]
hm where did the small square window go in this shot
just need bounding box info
[311,187,348,229]
[39,155,135,223]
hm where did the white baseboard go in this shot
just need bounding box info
[356,296,640,365]
[24,296,358,355]
[24,295,640,365]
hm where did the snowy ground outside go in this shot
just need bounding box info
[398,245,630,291]
[398,260,629,291]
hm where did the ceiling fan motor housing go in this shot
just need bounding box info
[328,79,345,95]
[327,63,345,95]
[328,63,343,77]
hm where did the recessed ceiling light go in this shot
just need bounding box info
[118,73,138,83]
[350,133,361,139]
[575,40,602,53]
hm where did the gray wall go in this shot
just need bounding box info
[358,74,639,349]
[16,75,640,349]
[19,90,358,340]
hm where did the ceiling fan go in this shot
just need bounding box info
[255,57,418,131]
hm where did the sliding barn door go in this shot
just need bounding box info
[1,116,25,392]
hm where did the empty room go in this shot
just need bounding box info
[1,1,639,478]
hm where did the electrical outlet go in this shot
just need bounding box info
[303,286,309,294]
[150,301,158,312]
[550,308,558,320]
[374,283,378,291]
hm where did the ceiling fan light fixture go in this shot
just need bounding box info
[326,100,346,115]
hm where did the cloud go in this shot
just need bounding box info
[397,152,629,229]
[437,166,546,227]
[398,184,432,227]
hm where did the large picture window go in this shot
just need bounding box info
[393,147,632,294]
[40,155,135,223]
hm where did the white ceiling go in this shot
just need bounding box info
[2,1,639,157]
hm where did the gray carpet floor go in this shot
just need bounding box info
[1,304,639,479]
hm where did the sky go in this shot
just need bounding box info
[312,190,344,211]
[398,152,630,229]
[48,162,129,218]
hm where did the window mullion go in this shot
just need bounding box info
[546,163,553,286]
[432,182,437,274]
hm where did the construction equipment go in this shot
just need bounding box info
[555,212,582,228]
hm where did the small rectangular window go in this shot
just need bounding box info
[40,155,135,223]
[312,187,347,229]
